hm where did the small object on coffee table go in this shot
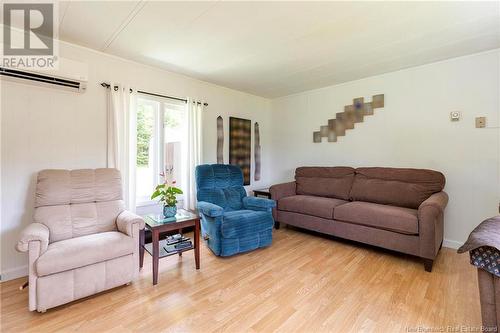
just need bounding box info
[166,234,190,246]
[171,234,182,240]
[164,240,193,253]
[174,241,193,250]
[140,209,200,285]
[253,188,271,199]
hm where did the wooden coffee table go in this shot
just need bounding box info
[140,209,200,285]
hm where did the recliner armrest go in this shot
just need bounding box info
[116,210,145,237]
[198,201,224,217]
[243,196,276,211]
[269,181,296,201]
[16,223,49,254]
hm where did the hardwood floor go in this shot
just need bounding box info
[1,227,480,332]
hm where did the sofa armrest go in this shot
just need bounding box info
[117,210,145,237]
[16,223,49,254]
[418,191,448,259]
[243,196,276,211]
[269,181,296,201]
[198,201,224,217]
[418,191,449,218]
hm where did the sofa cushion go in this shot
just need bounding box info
[295,167,355,200]
[34,200,124,243]
[35,168,123,207]
[221,210,274,238]
[278,195,348,219]
[36,231,135,277]
[350,167,445,209]
[334,201,419,235]
[34,168,125,242]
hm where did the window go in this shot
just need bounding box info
[135,94,187,206]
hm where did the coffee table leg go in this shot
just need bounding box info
[194,219,200,269]
[139,228,145,269]
[152,229,159,285]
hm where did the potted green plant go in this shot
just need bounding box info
[151,181,183,218]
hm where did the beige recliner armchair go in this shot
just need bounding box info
[16,168,145,312]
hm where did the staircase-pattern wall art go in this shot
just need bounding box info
[313,94,384,143]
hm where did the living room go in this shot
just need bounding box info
[1,1,499,332]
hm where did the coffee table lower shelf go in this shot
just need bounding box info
[143,239,194,258]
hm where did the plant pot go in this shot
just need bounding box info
[163,205,177,218]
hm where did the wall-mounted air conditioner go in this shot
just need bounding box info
[0,58,88,93]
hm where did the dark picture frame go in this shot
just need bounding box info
[229,117,251,185]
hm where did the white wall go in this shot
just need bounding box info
[270,49,500,248]
[0,41,272,280]
[1,41,498,281]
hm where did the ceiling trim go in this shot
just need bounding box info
[101,0,148,51]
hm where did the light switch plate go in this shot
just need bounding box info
[450,111,461,121]
[476,117,486,128]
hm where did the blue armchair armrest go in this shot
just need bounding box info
[197,201,224,217]
[243,196,276,211]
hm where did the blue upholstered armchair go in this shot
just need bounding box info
[195,164,276,256]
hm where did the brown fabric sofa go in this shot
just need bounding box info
[270,167,448,272]
[16,169,145,312]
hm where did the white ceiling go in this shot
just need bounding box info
[54,1,500,98]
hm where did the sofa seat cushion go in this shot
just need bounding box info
[36,231,135,277]
[278,195,348,219]
[334,201,419,235]
[221,210,274,238]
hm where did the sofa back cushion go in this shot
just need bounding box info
[34,169,124,243]
[350,167,445,209]
[295,167,355,200]
[196,164,246,211]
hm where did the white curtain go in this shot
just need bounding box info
[184,99,204,211]
[107,84,137,211]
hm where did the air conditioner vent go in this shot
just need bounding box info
[0,58,88,93]
[0,67,81,89]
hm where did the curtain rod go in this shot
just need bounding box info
[100,82,208,106]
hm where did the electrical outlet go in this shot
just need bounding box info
[476,117,486,128]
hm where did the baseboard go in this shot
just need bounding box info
[443,238,463,250]
[0,265,27,282]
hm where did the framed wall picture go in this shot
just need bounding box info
[229,117,251,185]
